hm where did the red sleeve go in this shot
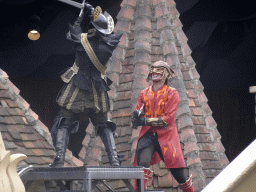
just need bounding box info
[161,89,179,126]
[135,91,144,110]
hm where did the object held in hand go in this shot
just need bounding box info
[57,0,89,16]
[131,104,144,129]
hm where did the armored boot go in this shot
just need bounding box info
[50,117,74,168]
[50,128,69,168]
[98,122,120,166]
[179,175,194,192]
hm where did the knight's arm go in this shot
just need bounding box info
[66,3,94,41]
[66,14,84,41]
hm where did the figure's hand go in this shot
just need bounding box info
[131,117,145,128]
[83,3,94,16]
[131,110,145,129]
[132,110,142,118]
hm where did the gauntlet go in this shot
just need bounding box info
[145,117,167,128]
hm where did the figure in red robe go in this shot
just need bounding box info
[132,61,194,192]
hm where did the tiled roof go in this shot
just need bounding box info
[0,70,83,169]
[81,0,229,191]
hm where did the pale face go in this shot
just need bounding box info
[149,67,165,82]
[151,73,163,82]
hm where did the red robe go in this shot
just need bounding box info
[133,84,186,168]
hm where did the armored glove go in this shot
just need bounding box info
[132,110,168,128]
[83,3,94,17]
[144,117,167,128]
[132,116,145,129]
[131,110,145,129]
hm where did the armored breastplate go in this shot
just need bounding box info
[72,31,119,92]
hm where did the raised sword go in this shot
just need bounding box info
[57,0,87,16]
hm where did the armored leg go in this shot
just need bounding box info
[97,122,120,166]
[50,118,73,168]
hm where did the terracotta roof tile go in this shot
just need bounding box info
[23,141,36,149]
[193,177,207,192]
[181,128,196,142]
[135,17,152,30]
[184,142,199,155]
[190,165,205,178]
[0,107,9,116]
[12,116,26,124]
[5,116,17,124]
[4,98,19,107]
[187,152,201,167]
[33,156,46,165]
[112,108,131,118]
[137,3,152,16]
[194,125,210,134]
[215,141,226,153]
[6,108,20,116]
[24,156,37,164]
[218,153,229,167]
[117,6,134,20]
[191,116,206,125]
[200,151,219,161]
[176,103,191,117]
[202,160,222,170]
[210,128,221,141]
[114,20,131,33]
[0,123,8,131]
[33,140,47,148]
[72,156,84,166]
[0,90,11,98]
[0,116,7,124]
[13,146,35,156]
[203,169,221,178]
[3,140,18,149]
[0,82,7,90]
[78,146,86,159]
[2,132,13,141]
[0,99,8,107]
[116,142,131,152]
[120,126,132,137]
[25,125,37,133]
[8,130,22,140]
[40,149,55,157]
[158,171,173,187]
[41,157,54,164]
[152,162,168,177]
[116,116,130,126]
[196,134,214,143]
[120,0,136,7]
[32,149,46,156]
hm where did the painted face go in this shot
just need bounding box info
[149,67,166,82]
[146,61,174,83]
[151,73,163,82]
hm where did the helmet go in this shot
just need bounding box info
[91,6,114,34]
[146,61,174,84]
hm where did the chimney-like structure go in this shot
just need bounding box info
[79,0,229,191]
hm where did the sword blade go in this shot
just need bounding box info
[57,0,84,9]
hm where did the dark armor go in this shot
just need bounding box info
[50,7,122,167]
